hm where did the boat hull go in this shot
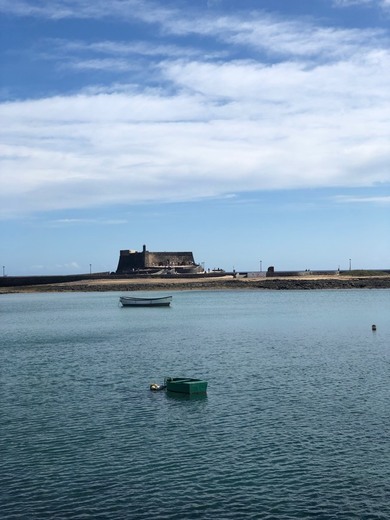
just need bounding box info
[120,296,172,307]
[165,377,208,395]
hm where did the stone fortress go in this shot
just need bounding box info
[116,244,203,275]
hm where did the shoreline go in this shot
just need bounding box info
[1,275,390,293]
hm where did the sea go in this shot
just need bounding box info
[1,289,390,520]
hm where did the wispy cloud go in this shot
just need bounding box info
[1,0,389,34]
[48,218,128,226]
[333,195,390,204]
[0,0,174,21]
[1,1,389,219]
[48,38,217,61]
[56,261,80,270]
[45,38,223,74]
[333,0,390,10]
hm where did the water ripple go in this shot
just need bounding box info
[1,290,390,519]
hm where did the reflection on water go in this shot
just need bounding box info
[165,390,208,401]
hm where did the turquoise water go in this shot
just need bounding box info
[1,289,390,519]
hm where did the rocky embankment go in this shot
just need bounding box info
[1,275,390,293]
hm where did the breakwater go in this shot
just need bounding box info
[1,275,390,293]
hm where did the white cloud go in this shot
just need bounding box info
[2,1,388,64]
[48,218,128,225]
[0,0,175,21]
[334,195,390,204]
[51,38,216,61]
[334,0,390,9]
[56,261,81,270]
[334,0,373,5]
[1,1,389,219]
[1,51,389,219]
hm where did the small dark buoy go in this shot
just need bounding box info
[372,324,377,331]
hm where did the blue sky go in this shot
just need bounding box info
[1,0,389,275]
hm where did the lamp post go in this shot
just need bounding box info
[349,258,351,271]
[89,263,92,275]
[260,260,262,273]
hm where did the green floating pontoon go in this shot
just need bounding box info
[165,377,208,395]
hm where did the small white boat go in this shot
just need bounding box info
[119,295,172,307]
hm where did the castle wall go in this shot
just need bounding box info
[145,252,195,267]
[116,246,196,273]
[116,250,145,273]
